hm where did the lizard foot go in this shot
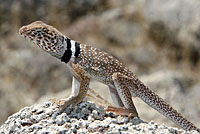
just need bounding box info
[51,96,82,119]
[51,98,67,106]
[106,106,139,118]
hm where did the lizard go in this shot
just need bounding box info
[19,21,200,132]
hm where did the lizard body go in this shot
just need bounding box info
[19,21,199,132]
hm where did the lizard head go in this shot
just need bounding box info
[19,21,66,59]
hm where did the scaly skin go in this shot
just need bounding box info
[19,21,199,132]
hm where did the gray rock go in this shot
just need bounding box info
[0,101,198,134]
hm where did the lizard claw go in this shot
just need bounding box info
[51,98,67,106]
[51,98,69,119]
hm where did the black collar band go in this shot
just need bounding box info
[74,42,80,58]
[61,49,72,63]
[61,38,72,63]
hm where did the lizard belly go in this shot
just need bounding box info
[85,67,114,87]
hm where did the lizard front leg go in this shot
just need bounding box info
[59,64,90,113]
[110,72,139,117]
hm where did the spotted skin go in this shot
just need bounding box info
[113,73,200,132]
[79,45,133,85]
[19,21,199,132]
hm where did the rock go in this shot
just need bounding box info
[143,0,200,64]
[102,18,143,46]
[0,101,198,134]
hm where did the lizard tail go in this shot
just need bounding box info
[134,81,200,132]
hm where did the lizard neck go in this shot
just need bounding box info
[60,37,81,64]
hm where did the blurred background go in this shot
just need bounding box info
[0,0,200,128]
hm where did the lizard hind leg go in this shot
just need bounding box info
[112,73,200,132]
[109,87,124,107]
[111,72,139,117]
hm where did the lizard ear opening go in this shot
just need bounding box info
[57,35,65,45]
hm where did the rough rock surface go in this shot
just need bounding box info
[0,101,198,134]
